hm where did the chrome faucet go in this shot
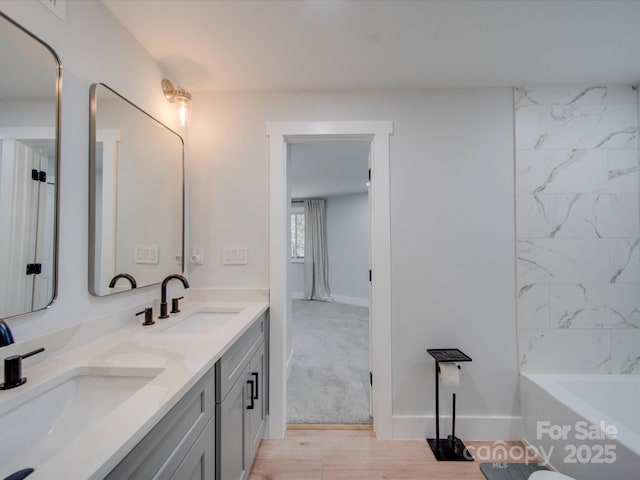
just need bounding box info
[109,273,137,289]
[0,319,14,347]
[159,274,190,319]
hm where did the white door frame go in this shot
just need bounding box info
[267,121,393,439]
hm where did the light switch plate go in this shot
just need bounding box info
[135,244,159,264]
[223,246,247,265]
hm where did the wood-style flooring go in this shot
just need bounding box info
[249,429,538,479]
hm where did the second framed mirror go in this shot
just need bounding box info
[89,83,184,296]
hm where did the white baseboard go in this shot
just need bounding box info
[286,348,294,380]
[392,415,523,441]
[290,292,368,307]
[331,295,369,307]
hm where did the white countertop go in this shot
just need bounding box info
[0,298,269,480]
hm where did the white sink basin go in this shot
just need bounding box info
[0,366,161,477]
[155,308,241,334]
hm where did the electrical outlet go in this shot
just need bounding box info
[190,249,204,265]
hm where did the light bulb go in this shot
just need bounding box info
[161,79,192,127]
[176,98,190,127]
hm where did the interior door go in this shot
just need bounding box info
[367,143,373,418]
[32,148,51,309]
[0,139,43,316]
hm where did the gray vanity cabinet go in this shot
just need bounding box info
[105,369,215,480]
[245,342,266,463]
[216,312,268,480]
[105,311,268,480]
[170,418,215,480]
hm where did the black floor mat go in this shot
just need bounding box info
[480,463,550,480]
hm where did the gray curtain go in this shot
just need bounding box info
[304,199,331,301]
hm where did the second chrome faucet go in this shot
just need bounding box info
[159,274,190,319]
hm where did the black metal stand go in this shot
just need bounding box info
[426,348,473,461]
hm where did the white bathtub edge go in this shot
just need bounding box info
[520,372,640,480]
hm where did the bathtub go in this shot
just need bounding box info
[520,373,640,480]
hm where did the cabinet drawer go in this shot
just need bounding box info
[106,369,215,480]
[216,313,265,402]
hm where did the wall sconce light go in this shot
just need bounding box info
[162,78,191,127]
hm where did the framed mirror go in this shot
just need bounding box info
[0,12,61,319]
[89,83,184,296]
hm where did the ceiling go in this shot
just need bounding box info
[289,141,369,199]
[103,0,640,92]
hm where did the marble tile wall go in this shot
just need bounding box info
[515,86,640,374]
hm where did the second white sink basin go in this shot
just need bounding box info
[155,308,241,334]
[0,366,162,477]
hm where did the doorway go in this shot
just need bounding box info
[267,121,393,439]
[287,140,371,425]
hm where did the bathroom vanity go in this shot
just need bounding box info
[106,307,268,480]
[0,297,269,480]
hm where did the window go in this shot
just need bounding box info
[291,208,305,260]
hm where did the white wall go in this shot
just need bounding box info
[326,193,369,303]
[290,193,369,305]
[189,88,519,437]
[515,85,640,374]
[0,1,184,341]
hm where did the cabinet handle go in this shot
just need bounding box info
[251,372,259,399]
[247,380,255,410]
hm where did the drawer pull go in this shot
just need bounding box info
[247,380,255,410]
[251,372,259,399]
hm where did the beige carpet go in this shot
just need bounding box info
[287,299,371,424]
